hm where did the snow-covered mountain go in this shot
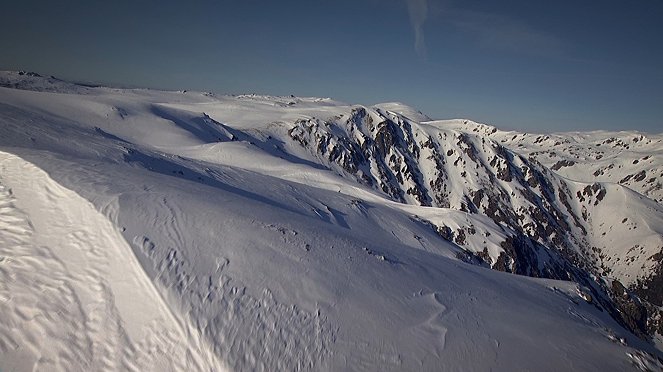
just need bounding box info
[1,71,662,371]
[442,119,663,204]
[285,107,663,336]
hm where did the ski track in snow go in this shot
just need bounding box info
[0,151,225,372]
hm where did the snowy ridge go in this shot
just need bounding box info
[285,107,662,277]
[0,151,225,371]
[0,71,99,95]
[1,71,662,370]
[438,118,663,203]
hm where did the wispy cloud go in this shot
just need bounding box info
[405,0,428,58]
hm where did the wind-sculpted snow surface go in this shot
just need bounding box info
[1,72,663,370]
[0,151,224,371]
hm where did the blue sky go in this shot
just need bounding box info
[1,0,662,132]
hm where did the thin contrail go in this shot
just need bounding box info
[406,0,428,57]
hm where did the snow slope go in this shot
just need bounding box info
[0,151,223,371]
[1,72,662,370]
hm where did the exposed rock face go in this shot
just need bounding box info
[288,105,663,343]
[289,107,585,271]
[289,108,430,206]
[611,280,650,339]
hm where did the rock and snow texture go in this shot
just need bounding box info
[1,71,663,370]
[440,119,663,204]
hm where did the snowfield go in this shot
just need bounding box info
[1,71,662,371]
[0,151,224,371]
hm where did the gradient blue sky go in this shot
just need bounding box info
[1,0,662,132]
